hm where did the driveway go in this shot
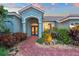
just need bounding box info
[15,36,79,56]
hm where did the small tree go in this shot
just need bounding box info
[0,5,8,32]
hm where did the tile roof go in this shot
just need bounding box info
[59,15,79,22]
[8,12,21,18]
[5,5,79,22]
[43,16,65,22]
[18,4,44,13]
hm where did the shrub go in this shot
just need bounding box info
[0,28,11,35]
[3,28,11,34]
[71,25,79,30]
[36,32,52,44]
[36,38,44,44]
[44,28,58,39]
[56,29,71,44]
[68,29,79,46]
[0,34,16,48]
[13,32,27,42]
[51,32,59,39]
[0,32,27,48]
[42,33,52,44]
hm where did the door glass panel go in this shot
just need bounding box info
[31,26,38,35]
[32,26,34,35]
[35,27,38,35]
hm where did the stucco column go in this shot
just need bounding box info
[39,23,42,38]
[22,20,26,33]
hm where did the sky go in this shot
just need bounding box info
[1,3,79,16]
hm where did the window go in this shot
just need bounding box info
[48,23,52,29]
[71,23,74,25]
[43,22,49,31]
[43,22,55,31]
[75,23,79,25]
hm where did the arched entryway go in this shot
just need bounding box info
[26,17,39,36]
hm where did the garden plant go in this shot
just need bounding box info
[68,25,79,46]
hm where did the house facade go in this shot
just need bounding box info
[4,5,79,38]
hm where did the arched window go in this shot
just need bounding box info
[4,21,13,32]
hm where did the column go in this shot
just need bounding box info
[39,23,42,38]
[22,20,26,33]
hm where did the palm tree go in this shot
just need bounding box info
[0,5,8,32]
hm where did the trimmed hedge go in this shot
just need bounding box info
[0,32,27,48]
[13,32,27,42]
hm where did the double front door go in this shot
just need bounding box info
[31,26,38,36]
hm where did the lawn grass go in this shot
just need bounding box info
[0,46,8,56]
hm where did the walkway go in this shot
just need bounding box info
[16,36,79,56]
